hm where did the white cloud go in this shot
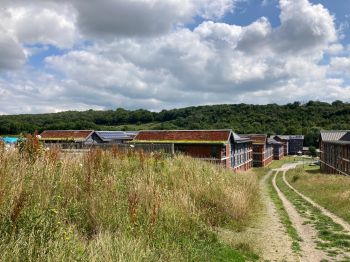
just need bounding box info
[330,56,350,75]
[0,0,349,114]
[0,27,26,70]
[0,2,77,49]
[72,0,235,37]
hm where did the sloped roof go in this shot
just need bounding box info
[39,130,94,142]
[275,135,290,140]
[240,134,267,144]
[133,130,233,144]
[320,130,350,142]
[95,131,138,142]
[274,135,304,140]
[268,138,282,145]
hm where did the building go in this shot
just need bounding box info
[269,138,284,160]
[39,130,103,145]
[274,135,289,156]
[239,134,273,167]
[289,135,304,155]
[95,131,138,144]
[320,130,350,176]
[132,130,253,172]
[274,135,304,155]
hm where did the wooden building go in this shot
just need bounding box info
[240,134,273,167]
[320,130,350,176]
[132,130,253,172]
[269,138,284,160]
[39,130,103,145]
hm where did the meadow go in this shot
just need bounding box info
[0,139,259,261]
[286,167,350,223]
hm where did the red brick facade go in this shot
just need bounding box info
[241,135,273,167]
[133,130,253,172]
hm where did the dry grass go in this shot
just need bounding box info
[0,141,259,261]
[286,167,350,223]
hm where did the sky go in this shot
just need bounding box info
[0,0,350,114]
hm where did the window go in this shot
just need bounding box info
[211,146,218,158]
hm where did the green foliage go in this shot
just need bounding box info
[309,146,317,157]
[3,100,350,146]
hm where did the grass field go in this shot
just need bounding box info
[267,156,305,169]
[286,167,350,224]
[0,140,259,261]
[277,170,350,257]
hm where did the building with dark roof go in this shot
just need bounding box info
[132,130,253,172]
[269,138,284,160]
[240,134,273,167]
[39,130,103,145]
[274,135,289,156]
[320,130,350,175]
[274,135,304,155]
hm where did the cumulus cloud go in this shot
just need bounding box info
[0,0,349,114]
[0,28,26,70]
[72,0,234,37]
[2,3,77,48]
[330,57,350,75]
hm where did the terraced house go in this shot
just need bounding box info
[132,130,253,172]
[320,130,350,176]
[241,134,273,167]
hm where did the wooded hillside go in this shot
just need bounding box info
[1,100,349,147]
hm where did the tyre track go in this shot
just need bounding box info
[282,171,350,233]
[272,170,328,262]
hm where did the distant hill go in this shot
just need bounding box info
[1,100,350,147]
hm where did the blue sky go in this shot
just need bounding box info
[0,0,350,114]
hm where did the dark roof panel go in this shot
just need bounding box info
[95,131,138,142]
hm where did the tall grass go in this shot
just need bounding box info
[0,143,259,261]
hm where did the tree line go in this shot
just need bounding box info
[1,100,350,147]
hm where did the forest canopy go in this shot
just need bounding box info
[1,101,349,147]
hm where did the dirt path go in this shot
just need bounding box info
[218,170,298,261]
[252,170,299,261]
[282,171,350,233]
[272,171,329,262]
